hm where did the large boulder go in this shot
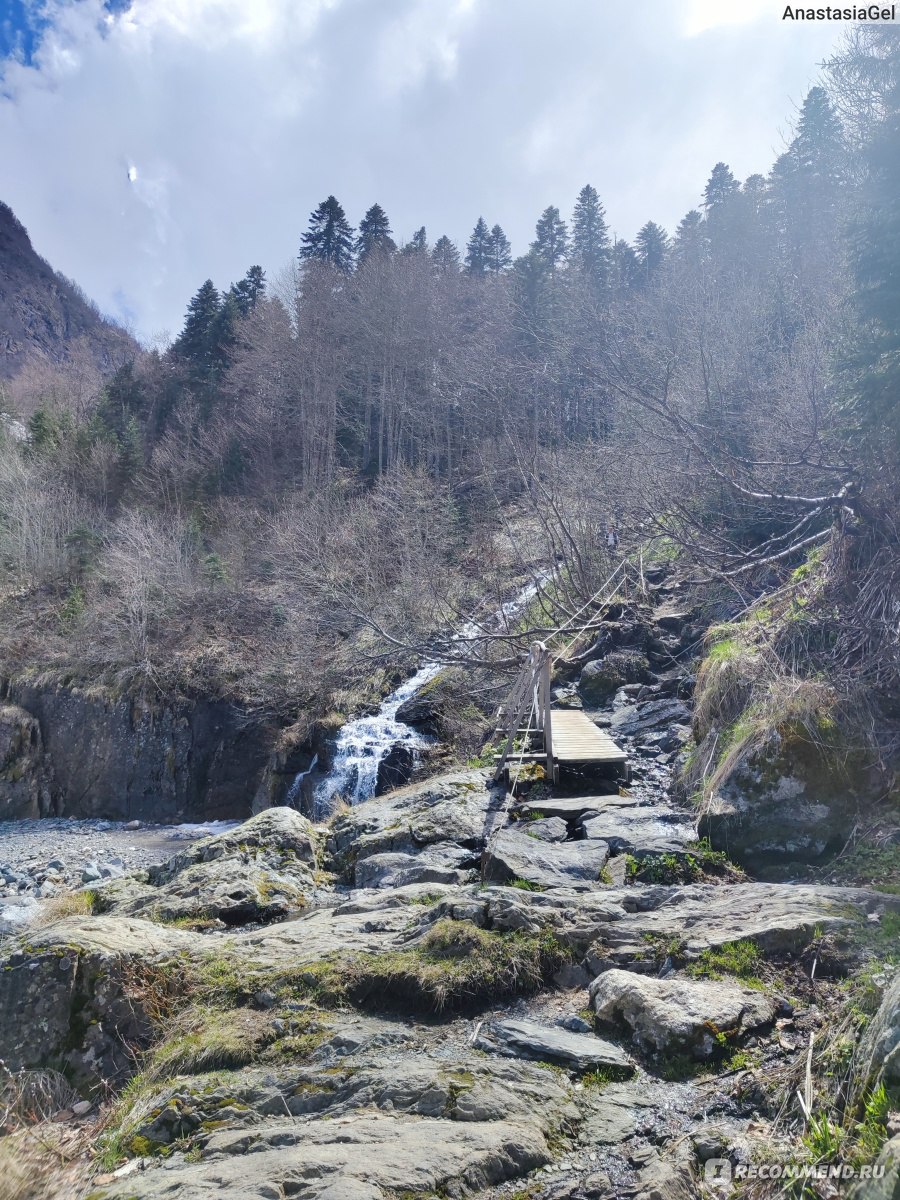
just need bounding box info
[589,968,776,1059]
[0,703,52,819]
[698,737,858,867]
[482,825,610,890]
[610,699,691,738]
[579,651,651,705]
[327,769,498,880]
[97,808,318,924]
[0,916,205,1088]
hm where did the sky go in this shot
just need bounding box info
[0,0,850,344]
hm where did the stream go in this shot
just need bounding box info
[301,578,547,816]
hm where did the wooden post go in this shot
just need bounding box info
[540,645,554,783]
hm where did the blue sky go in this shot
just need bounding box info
[0,0,130,64]
[0,0,850,342]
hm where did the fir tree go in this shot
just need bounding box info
[300,196,356,272]
[465,217,492,276]
[230,266,266,316]
[635,221,669,279]
[612,239,639,289]
[674,209,707,267]
[531,206,568,271]
[356,203,397,266]
[401,227,428,256]
[173,280,222,371]
[432,235,461,273]
[486,224,512,274]
[703,162,741,211]
[570,184,611,287]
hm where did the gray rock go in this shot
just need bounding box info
[474,1017,633,1075]
[96,807,318,924]
[328,769,497,871]
[513,796,618,823]
[580,801,694,855]
[847,1132,900,1200]
[0,703,52,820]
[850,968,900,1106]
[483,826,610,890]
[578,1080,659,1144]
[590,968,776,1058]
[557,1013,594,1033]
[579,652,651,705]
[97,1051,571,1199]
[355,846,477,889]
[698,746,857,867]
[522,817,569,842]
[610,699,691,738]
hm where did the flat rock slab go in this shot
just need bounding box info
[474,1017,634,1075]
[590,968,776,1059]
[578,1080,663,1143]
[580,805,694,855]
[610,699,691,738]
[354,845,477,889]
[482,827,610,890]
[98,1111,552,1199]
[513,796,623,823]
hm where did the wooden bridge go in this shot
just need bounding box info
[493,642,628,786]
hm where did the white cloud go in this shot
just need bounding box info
[0,0,843,342]
[682,0,773,37]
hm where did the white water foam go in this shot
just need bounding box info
[297,575,548,816]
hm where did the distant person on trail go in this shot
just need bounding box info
[606,525,619,552]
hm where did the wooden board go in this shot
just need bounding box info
[549,709,627,766]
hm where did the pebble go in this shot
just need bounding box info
[0,817,239,931]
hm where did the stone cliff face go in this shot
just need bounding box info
[0,200,136,380]
[1,679,274,821]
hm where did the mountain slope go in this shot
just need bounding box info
[0,200,137,380]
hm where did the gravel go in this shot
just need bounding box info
[0,817,239,934]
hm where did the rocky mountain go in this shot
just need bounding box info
[0,200,136,380]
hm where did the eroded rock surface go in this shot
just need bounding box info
[590,968,776,1058]
[95,807,319,923]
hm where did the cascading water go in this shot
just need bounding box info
[289,576,548,818]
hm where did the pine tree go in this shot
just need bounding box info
[432,236,461,272]
[465,217,492,276]
[173,280,222,370]
[703,162,741,211]
[531,206,568,270]
[486,224,512,274]
[299,196,356,272]
[356,203,397,266]
[635,221,669,279]
[570,184,611,288]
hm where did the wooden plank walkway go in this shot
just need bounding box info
[550,710,627,767]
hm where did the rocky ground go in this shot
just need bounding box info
[0,819,238,933]
[1,595,898,1200]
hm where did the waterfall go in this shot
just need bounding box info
[285,753,318,809]
[286,575,548,818]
